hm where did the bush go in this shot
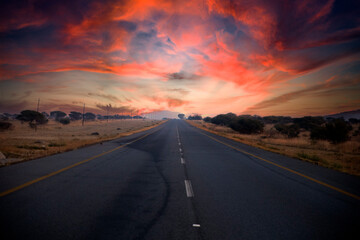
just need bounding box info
[203,117,212,122]
[353,126,360,136]
[310,118,352,144]
[50,111,67,121]
[84,112,96,120]
[263,116,293,124]
[349,118,360,124]
[293,116,325,130]
[16,110,48,131]
[188,114,202,120]
[69,111,82,120]
[310,125,327,140]
[211,113,237,126]
[274,124,300,138]
[0,121,14,131]
[59,118,70,125]
[230,117,264,134]
[325,118,352,144]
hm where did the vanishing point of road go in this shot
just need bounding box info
[0,120,359,239]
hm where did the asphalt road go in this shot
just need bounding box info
[0,120,359,240]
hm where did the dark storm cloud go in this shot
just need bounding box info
[166,71,201,81]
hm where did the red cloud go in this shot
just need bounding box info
[1,0,359,116]
[150,96,189,108]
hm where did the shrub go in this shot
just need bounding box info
[16,110,48,131]
[297,152,322,162]
[263,116,293,124]
[274,124,300,138]
[230,117,264,134]
[211,113,237,126]
[203,117,212,122]
[0,121,14,131]
[293,116,325,130]
[353,126,360,136]
[325,118,352,144]
[188,114,202,120]
[48,143,66,147]
[310,125,327,140]
[59,118,70,125]
[50,111,67,121]
[69,111,82,120]
[349,118,360,124]
[84,112,96,120]
[310,118,352,144]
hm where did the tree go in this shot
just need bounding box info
[84,112,96,120]
[0,114,9,121]
[188,114,202,120]
[274,123,300,138]
[230,117,264,134]
[211,113,237,126]
[69,111,82,120]
[349,118,360,124]
[178,113,185,119]
[41,112,49,118]
[50,111,67,121]
[263,116,293,124]
[59,118,70,125]
[310,125,328,140]
[0,121,14,131]
[16,110,47,131]
[324,118,352,144]
[310,118,352,144]
[293,116,325,130]
[203,117,212,122]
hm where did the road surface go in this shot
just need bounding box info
[0,120,359,239]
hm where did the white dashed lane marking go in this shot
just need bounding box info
[184,180,194,197]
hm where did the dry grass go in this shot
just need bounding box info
[0,119,164,163]
[188,120,360,176]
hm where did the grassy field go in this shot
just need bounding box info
[188,120,360,176]
[0,119,163,164]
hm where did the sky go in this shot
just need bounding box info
[0,0,360,117]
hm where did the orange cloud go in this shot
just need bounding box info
[1,0,359,117]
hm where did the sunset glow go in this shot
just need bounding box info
[1,0,359,116]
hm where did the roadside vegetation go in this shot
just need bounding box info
[188,113,360,176]
[0,110,163,164]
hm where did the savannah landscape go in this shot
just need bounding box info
[187,114,360,176]
[0,118,162,165]
[1,0,360,239]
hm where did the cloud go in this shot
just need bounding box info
[88,92,121,102]
[150,96,190,108]
[166,71,201,81]
[0,100,29,113]
[95,103,137,114]
[1,0,359,116]
[245,75,360,113]
[167,88,190,95]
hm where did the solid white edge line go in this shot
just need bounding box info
[184,180,194,197]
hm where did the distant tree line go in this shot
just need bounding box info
[187,114,202,120]
[0,109,144,131]
[195,113,357,144]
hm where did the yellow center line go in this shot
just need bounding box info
[199,131,360,201]
[0,127,162,198]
